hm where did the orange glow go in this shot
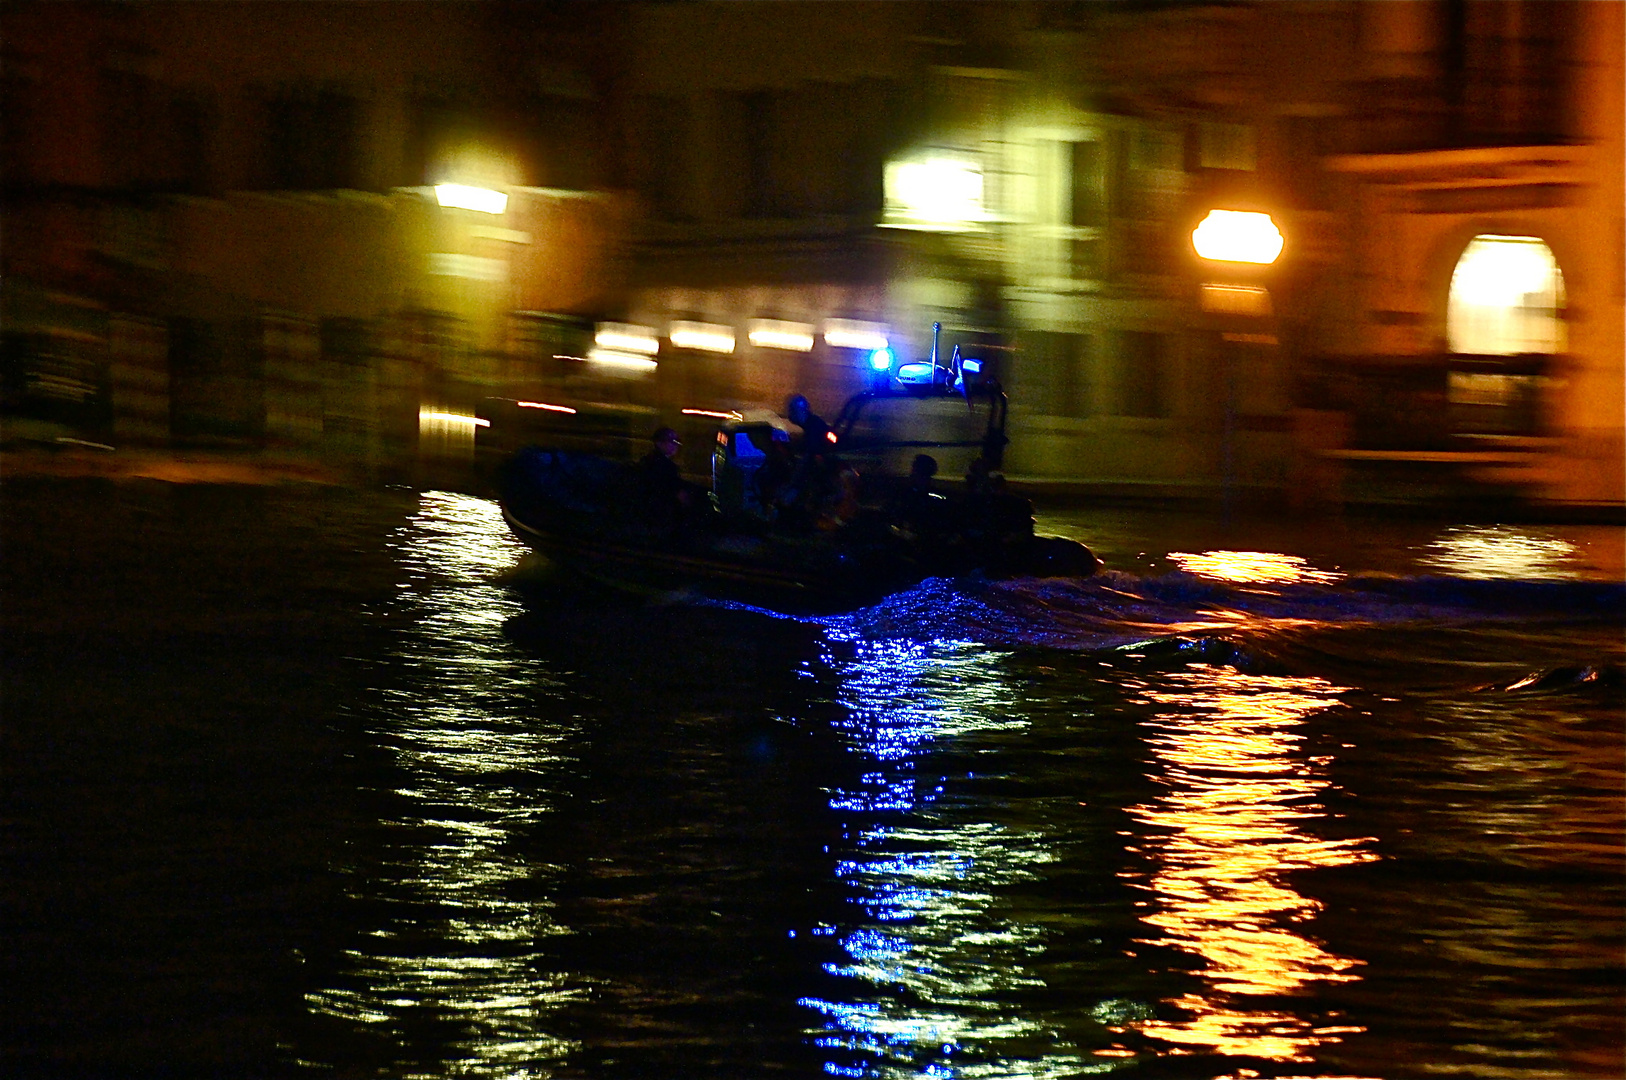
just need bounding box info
[1125,666,1377,1061]
[682,408,741,420]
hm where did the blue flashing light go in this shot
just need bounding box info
[896,362,935,385]
[961,357,982,374]
[867,347,893,372]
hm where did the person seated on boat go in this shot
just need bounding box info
[984,471,1036,542]
[964,456,995,499]
[811,454,862,532]
[754,427,796,521]
[637,426,707,532]
[891,453,949,540]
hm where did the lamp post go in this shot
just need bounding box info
[1191,209,1284,518]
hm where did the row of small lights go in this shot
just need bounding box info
[586,318,892,371]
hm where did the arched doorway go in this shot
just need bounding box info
[1446,234,1565,355]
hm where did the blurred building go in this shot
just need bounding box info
[3,1,1620,508]
[1,1,624,476]
[605,0,1623,508]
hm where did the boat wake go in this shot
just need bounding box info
[693,569,1626,691]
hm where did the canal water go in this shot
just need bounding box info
[4,480,1622,1079]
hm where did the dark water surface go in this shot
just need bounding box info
[5,480,1623,1079]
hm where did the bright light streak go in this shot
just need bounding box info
[434,183,508,214]
[585,347,658,371]
[1192,210,1283,264]
[516,401,576,414]
[884,157,986,231]
[825,319,890,352]
[418,409,490,428]
[594,323,660,355]
[747,319,815,352]
[669,320,736,354]
[681,408,741,420]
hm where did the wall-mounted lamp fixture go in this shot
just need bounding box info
[1192,210,1283,264]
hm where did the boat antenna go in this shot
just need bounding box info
[930,322,941,375]
[951,343,972,409]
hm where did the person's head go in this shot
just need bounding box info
[652,426,680,458]
[785,394,810,427]
[910,454,938,485]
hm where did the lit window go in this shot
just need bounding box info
[824,319,889,352]
[594,323,659,355]
[669,321,736,354]
[1447,236,1564,355]
[882,156,986,232]
[585,348,658,371]
[747,319,815,352]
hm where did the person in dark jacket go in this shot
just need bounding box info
[638,426,699,530]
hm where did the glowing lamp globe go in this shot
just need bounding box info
[1192,210,1283,265]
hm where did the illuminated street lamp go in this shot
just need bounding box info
[1191,209,1285,517]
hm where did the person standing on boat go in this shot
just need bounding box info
[638,426,703,532]
[781,395,840,530]
[784,394,830,452]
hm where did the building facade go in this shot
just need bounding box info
[4,1,1620,507]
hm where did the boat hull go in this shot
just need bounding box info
[498,446,1098,612]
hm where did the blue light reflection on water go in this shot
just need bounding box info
[798,636,1099,1078]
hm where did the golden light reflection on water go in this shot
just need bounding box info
[303,492,580,1077]
[1169,550,1344,586]
[1421,525,1582,580]
[1121,666,1377,1062]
